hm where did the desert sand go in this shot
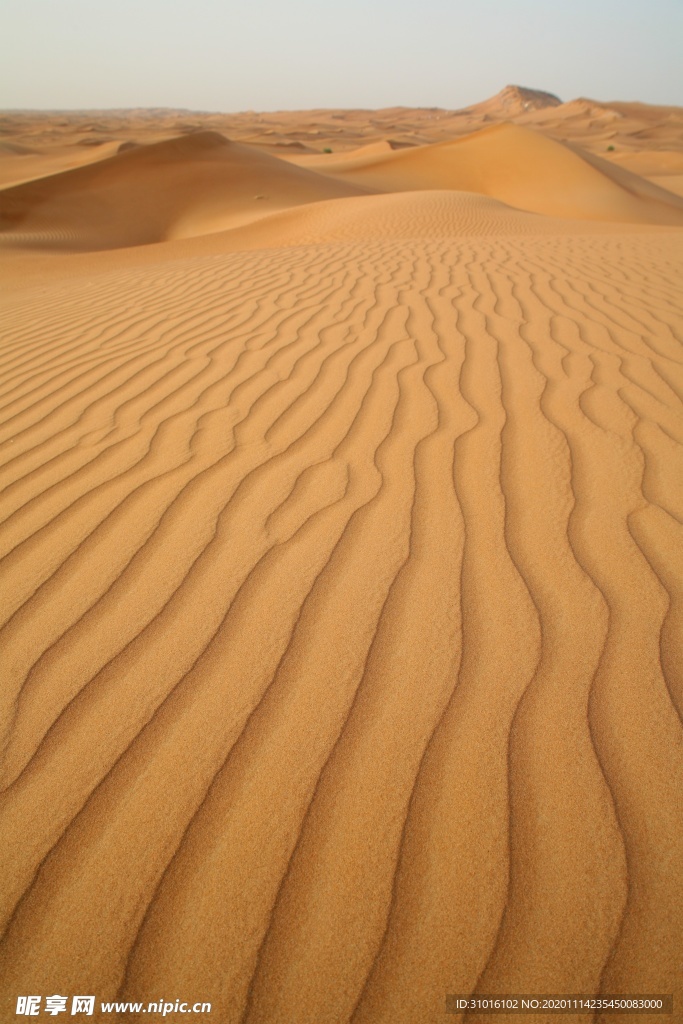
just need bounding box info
[0,87,682,1024]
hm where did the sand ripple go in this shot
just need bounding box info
[0,231,682,1023]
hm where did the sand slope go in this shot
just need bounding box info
[1,220,683,1023]
[0,141,123,189]
[290,123,683,224]
[184,190,633,252]
[0,130,373,250]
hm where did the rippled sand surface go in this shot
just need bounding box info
[1,89,682,1023]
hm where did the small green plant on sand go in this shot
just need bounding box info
[323,147,333,153]
[607,145,615,152]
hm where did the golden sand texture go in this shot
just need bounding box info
[1,92,682,1024]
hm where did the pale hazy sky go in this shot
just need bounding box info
[1,0,681,111]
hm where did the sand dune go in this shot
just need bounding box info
[0,130,372,250]
[290,123,683,224]
[465,84,562,117]
[2,88,682,162]
[0,141,122,189]
[610,150,683,177]
[4,121,683,258]
[1,96,683,1024]
[189,190,673,254]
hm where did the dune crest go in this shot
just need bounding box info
[0,130,373,250]
[291,122,683,225]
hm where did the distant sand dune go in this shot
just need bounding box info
[0,131,373,250]
[4,123,683,258]
[291,123,683,224]
[0,141,122,189]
